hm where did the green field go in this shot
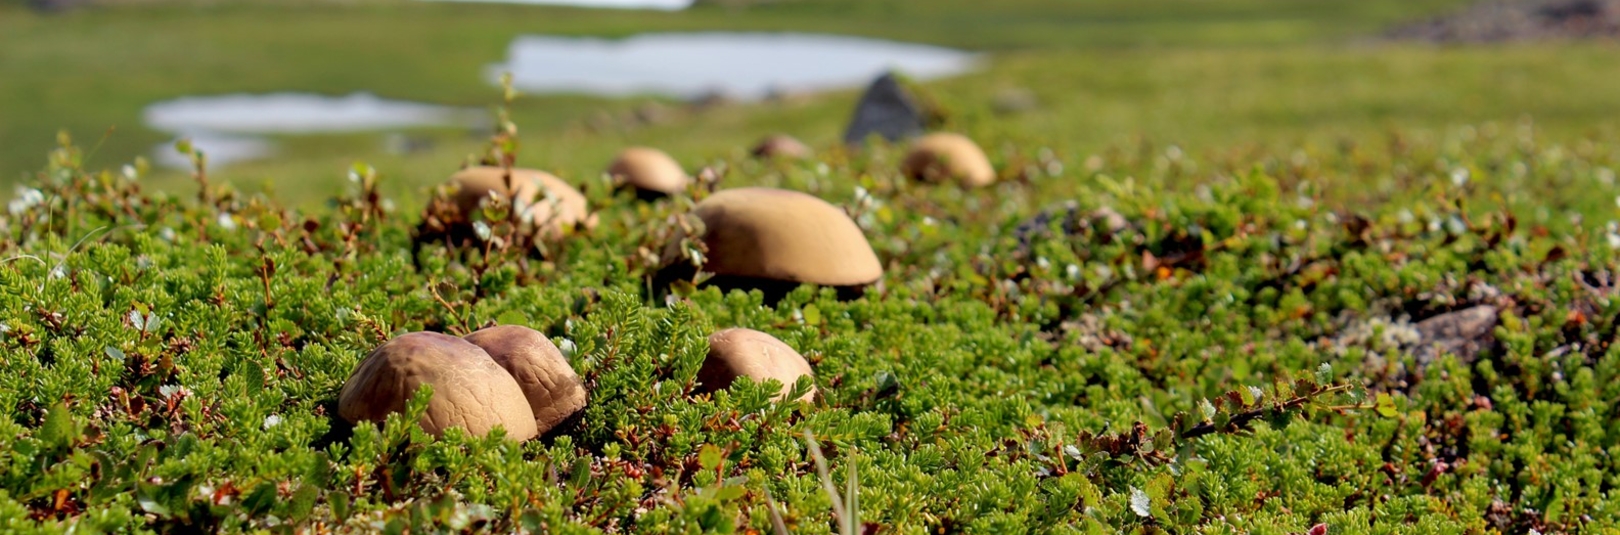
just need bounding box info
[6,0,1620,533]
[13,0,1617,207]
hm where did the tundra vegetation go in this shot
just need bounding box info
[4,0,1620,533]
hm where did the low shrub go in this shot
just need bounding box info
[0,125,1617,533]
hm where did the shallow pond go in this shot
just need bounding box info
[143,92,481,168]
[491,32,977,100]
[142,33,975,168]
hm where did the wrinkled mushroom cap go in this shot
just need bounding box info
[751,134,812,160]
[449,166,593,236]
[901,133,995,188]
[674,187,882,287]
[698,328,815,402]
[608,147,689,196]
[338,332,539,441]
[464,325,587,436]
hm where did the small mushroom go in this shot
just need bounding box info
[657,187,882,300]
[463,325,587,436]
[338,332,539,441]
[901,133,995,188]
[698,328,815,402]
[449,166,593,237]
[751,134,812,160]
[608,147,690,199]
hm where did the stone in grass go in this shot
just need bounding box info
[751,134,813,160]
[1013,202,1131,250]
[1413,305,1500,367]
[656,187,882,302]
[607,146,690,200]
[338,332,539,441]
[842,72,925,146]
[698,328,816,403]
[901,132,996,188]
[449,166,594,238]
[463,325,587,437]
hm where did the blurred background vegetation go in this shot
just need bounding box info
[3,0,1617,207]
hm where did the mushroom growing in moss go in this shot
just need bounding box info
[608,147,689,199]
[656,187,882,301]
[751,134,812,160]
[901,133,995,188]
[463,325,586,436]
[698,328,815,402]
[448,166,593,238]
[337,332,539,441]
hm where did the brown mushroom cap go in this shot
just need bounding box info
[338,332,539,441]
[751,134,812,160]
[608,147,689,197]
[463,325,587,436]
[449,166,592,236]
[673,187,882,288]
[698,328,815,402]
[901,133,996,188]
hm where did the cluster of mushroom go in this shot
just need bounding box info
[648,133,993,297]
[338,326,586,440]
[432,132,992,294]
[338,325,815,438]
[371,131,996,436]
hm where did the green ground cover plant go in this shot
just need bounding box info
[2,113,1620,532]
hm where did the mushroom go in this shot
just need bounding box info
[337,332,539,441]
[698,328,815,402]
[657,187,882,300]
[463,325,587,436]
[449,166,593,237]
[608,147,690,199]
[751,134,812,160]
[901,133,995,188]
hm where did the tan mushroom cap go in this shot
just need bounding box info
[338,332,539,441]
[698,328,815,402]
[449,166,592,235]
[901,133,996,188]
[751,134,812,160]
[681,187,882,287]
[463,325,587,436]
[608,147,689,196]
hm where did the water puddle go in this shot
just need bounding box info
[491,32,977,100]
[419,0,691,10]
[143,92,482,168]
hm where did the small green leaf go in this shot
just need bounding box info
[137,485,171,517]
[259,212,283,230]
[330,491,352,521]
[1237,385,1257,407]
[243,482,278,514]
[801,304,821,325]
[38,402,79,450]
[570,457,592,489]
[714,484,745,501]
[496,311,528,327]
[1375,392,1398,418]
[698,444,723,471]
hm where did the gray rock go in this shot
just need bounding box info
[1413,305,1500,366]
[1392,0,1620,43]
[842,72,925,146]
